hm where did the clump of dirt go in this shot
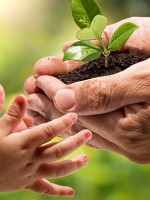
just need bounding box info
[58,52,150,84]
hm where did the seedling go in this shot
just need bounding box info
[63,0,139,67]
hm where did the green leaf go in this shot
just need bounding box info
[77,15,107,41]
[91,15,107,40]
[76,27,97,40]
[63,41,103,62]
[108,22,139,51]
[72,0,102,29]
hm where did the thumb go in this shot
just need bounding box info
[0,95,27,135]
[53,59,150,115]
[0,84,5,113]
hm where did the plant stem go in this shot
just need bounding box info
[104,54,108,67]
[99,38,109,67]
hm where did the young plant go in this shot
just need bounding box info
[63,0,139,67]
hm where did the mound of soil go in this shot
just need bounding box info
[58,52,150,84]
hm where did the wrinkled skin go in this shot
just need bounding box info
[25,17,150,164]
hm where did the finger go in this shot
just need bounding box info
[42,59,150,115]
[35,129,92,162]
[34,41,101,77]
[24,76,42,95]
[104,17,150,54]
[26,108,39,118]
[0,84,5,112]
[36,76,65,100]
[34,56,85,76]
[26,109,48,126]
[0,95,27,135]
[85,130,125,154]
[85,133,135,163]
[21,113,78,147]
[40,141,61,150]
[26,178,74,197]
[62,40,78,53]
[36,154,89,179]
[27,93,63,120]
[35,40,102,77]
[37,75,121,115]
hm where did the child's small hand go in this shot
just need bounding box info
[0,94,92,197]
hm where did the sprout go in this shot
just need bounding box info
[63,0,139,67]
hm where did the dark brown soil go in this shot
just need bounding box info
[58,52,150,84]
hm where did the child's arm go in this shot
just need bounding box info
[0,94,92,197]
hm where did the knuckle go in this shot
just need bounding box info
[55,147,63,160]
[20,140,31,151]
[76,137,85,148]
[80,78,115,112]
[62,117,74,128]
[43,188,53,196]
[131,71,150,99]
[55,167,65,178]
[118,114,150,152]
[6,105,21,121]
[76,159,83,169]
[44,125,55,139]
[119,111,143,133]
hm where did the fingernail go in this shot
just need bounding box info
[84,156,89,164]
[85,131,92,140]
[14,95,25,106]
[68,190,74,197]
[54,89,75,111]
[70,113,78,123]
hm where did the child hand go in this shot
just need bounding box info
[0,94,92,197]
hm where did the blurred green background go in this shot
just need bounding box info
[0,0,150,199]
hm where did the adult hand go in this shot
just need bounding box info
[26,58,150,164]
[25,17,150,164]
[33,17,150,78]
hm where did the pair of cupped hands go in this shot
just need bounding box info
[25,17,150,164]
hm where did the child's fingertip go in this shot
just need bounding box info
[84,155,89,165]
[14,94,26,106]
[71,113,78,122]
[66,112,78,123]
[68,190,74,197]
[84,130,92,140]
